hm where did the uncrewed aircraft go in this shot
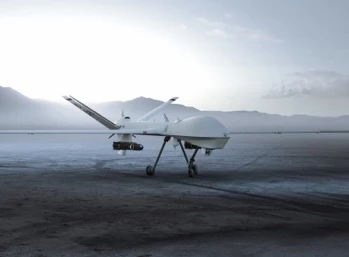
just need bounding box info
[1,96,349,177]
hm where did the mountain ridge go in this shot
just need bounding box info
[1,86,349,130]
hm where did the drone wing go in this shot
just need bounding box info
[227,130,349,135]
[63,95,119,129]
[0,128,163,136]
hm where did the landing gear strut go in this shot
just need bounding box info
[145,137,200,177]
[178,140,199,177]
[145,136,171,176]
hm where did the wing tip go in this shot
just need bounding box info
[170,97,179,101]
[62,95,72,100]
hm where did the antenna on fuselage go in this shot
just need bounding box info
[163,113,169,122]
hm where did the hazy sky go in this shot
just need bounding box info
[0,0,348,116]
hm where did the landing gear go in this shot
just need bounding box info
[178,140,199,178]
[146,165,154,176]
[191,163,198,175]
[145,136,171,176]
[188,159,198,177]
[188,166,194,177]
[145,136,200,177]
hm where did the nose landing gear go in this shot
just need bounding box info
[188,163,198,177]
[178,140,199,177]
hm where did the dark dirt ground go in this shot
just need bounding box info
[1,134,349,256]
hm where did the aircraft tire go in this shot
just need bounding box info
[146,165,155,176]
[192,164,198,175]
[188,167,194,177]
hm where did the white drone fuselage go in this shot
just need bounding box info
[116,115,231,150]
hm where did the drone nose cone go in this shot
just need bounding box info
[168,116,229,138]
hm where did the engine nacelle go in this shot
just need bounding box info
[113,141,144,151]
[184,142,201,149]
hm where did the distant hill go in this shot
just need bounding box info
[0,87,98,129]
[0,87,32,108]
[1,86,349,130]
[89,96,200,122]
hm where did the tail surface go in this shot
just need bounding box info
[137,97,178,121]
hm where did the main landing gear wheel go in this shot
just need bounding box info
[188,163,198,177]
[192,164,198,175]
[188,167,194,177]
[146,165,155,176]
[145,136,171,177]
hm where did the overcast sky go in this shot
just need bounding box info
[0,0,348,116]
